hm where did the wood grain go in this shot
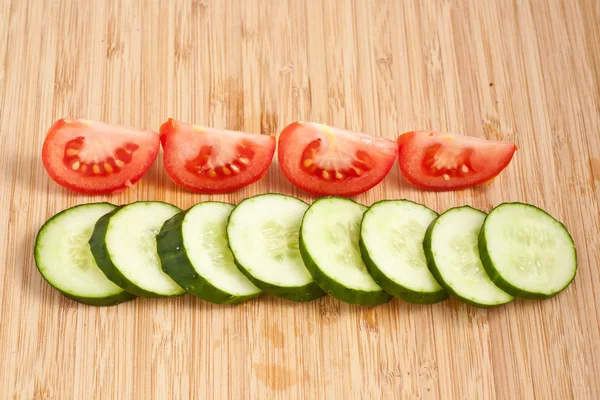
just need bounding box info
[1,0,599,398]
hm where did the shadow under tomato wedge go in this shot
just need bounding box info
[41,118,161,194]
[397,130,517,191]
[277,122,398,197]
[159,118,276,193]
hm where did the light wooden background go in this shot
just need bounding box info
[1,0,599,398]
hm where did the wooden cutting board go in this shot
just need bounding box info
[1,0,598,398]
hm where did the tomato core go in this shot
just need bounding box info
[184,142,255,179]
[62,138,140,177]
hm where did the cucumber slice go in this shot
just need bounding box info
[89,201,186,297]
[359,200,448,304]
[227,194,325,302]
[157,202,262,304]
[300,197,393,306]
[479,202,577,299]
[34,203,136,306]
[423,206,514,307]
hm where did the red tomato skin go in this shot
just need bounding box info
[397,130,517,191]
[277,122,398,197]
[41,118,160,194]
[159,119,276,194]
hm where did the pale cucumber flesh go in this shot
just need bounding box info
[302,197,382,293]
[426,207,514,306]
[480,202,576,298]
[106,202,185,296]
[227,194,315,288]
[34,203,132,302]
[182,202,261,296]
[361,200,444,295]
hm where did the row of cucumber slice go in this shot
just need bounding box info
[34,195,577,307]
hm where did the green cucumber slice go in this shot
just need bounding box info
[227,194,325,302]
[89,201,186,297]
[479,202,577,299]
[300,197,393,306]
[34,203,136,306]
[157,202,262,304]
[423,206,514,307]
[359,200,448,304]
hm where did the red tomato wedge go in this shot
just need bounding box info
[42,118,160,194]
[277,122,398,197]
[397,130,517,191]
[159,119,276,193]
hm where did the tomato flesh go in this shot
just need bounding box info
[159,119,276,193]
[397,130,517,191]
[277,122,397,197]
[42,118,160,194]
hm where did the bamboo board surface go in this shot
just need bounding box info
[1,0,599,398]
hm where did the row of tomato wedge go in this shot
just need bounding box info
[41,118,517,196]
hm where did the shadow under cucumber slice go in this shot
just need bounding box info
[300,197,393,306]
[423,206,514,308]
[89,201,186,298]
[157,202,262,304]
[34,203,136,306]
[359,200,448,304]
[227,194,325,302]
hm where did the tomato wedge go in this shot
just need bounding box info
[159,119,276,193]
[41,118,160,194]
[277,122,398,197]
[397,130,517,191]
